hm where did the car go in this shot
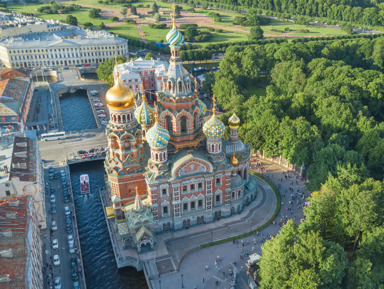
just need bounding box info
[50,188,55,194]
[51,205,57,214]
[53,254,60,266]
[69,243,76,254]
[65,206,70,215]
[68,234,74,246]
[62,176,67,182]
[54,277,61,289]
[63,66,69,70]
[52,239,58,249]
[97,111,105,115]
[64,195,70,203]
[48,166,54,173]
[94,103,103,106]
[50,194,56,203]
[49,174,54,181]
[66,223,73,234]
[54,172,60,179]
[52,220,57,231]
[41,66,48,70]
[60,170,66,177]
[98,114,106,118]
[92,98,100,102]
[82,63,89,67]
[77,150,87,155]
[50,66,56,70]
[95,107,104,111]
[71,268,79,281]
[75,64,82,67]
[71,257,77,269]
[101,121,108,125]
[66,215,72,225]
[73,281,80,289]
[89,148,96,153]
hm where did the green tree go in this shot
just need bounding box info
[83,22,93,29]
[150,2,159,14]
[183,26,198,42]
[145,52,155,60]
[96,55,127,86]
[153,12,161,23]
[249,26,264,40]
[97,22,106,30]
[120,7,127,16]
[131,6,137,15]
[202,72,214,95]
[65,15,78,26]
[89,8,101,19]
[246,9,260,26]
[110,16,119,22]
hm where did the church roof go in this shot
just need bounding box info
[133,225,154,243]
[231,174,245,189]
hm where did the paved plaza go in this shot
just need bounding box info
[149,156,309,289]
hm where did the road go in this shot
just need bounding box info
[39,132,107,164]
[43,167,84,289]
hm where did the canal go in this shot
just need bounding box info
[69,161,148,289]
[60,90,97,132]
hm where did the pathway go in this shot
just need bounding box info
[151,156,309,289]
[136,24,147,43]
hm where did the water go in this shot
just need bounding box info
[60,90,97,132]
[69,161,148,289]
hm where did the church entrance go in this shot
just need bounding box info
[214,211,221,220]
[231,207,235,215]
[197,216,204,224]
[163,222,171,231]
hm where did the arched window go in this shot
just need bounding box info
[178,81,182,93]
[155,153,158,162]
[194,113,199,130]
[166,116,172,134]
[181,117,187,134]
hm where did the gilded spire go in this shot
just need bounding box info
[141,82,146,103]
[194,77,198,94]
[172,3,176,28]
[212,95,216,115]
[230,144,239,167]
[154,101,159,123]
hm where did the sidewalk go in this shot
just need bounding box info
[150,156,309,289]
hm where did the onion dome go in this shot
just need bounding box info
[135,92,155,126]
[228,113,240,128]
[197,98,207,117]
[106,72,135,109]
[166,4,184,46]
[146,103,170,149]
[230,154,239,167]
[203,96,225,140]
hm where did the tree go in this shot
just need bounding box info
[89,8,101,19]
[130,6,137,15]
[110,16,119,22]
[97,22,106,30]
[249,26,264,40]
[202,72,214,95]
[83,22,93,29]
[341,23,353,34]
[150,2,159,14]
[96,55,127,86]
[174,5,182,17]
[145,52,155,60]
[153,12,161,23]
[65,15,78,26]
[183,26,198,42]
[120,7,127,16]
[246,9,260,26]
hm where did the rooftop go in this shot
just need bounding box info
[0,78,29,117]
[0,68,28,80]
[117,58,169,72]
[0,196,30,289]
[10,135,36,182]
[0,134,14,183]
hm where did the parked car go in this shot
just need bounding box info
[65,206,70,215]
[51,205,57,214]
[48,166,54,173]
[94,102,103,106]
[54,172,60,179]
[82,63,89,67]
[50,194,56,203]
[101,121,108,125]
[50,66,56,70]
[73,281,80,289]
[77,150,87,155]
[52,239,58,249]
[50,188,56,194]
[71,257,77,269]
[69,243,76,254]
[53,255,60,266]
[71,268,79,281]
[49,174,54,181]
[92,98,100,102]
[54,277,61,289]
[60,170,66,177]
[66,223,73,234]
[68,234,74,247]
[66,215,72,225]
[52,220,57,231]
[64,195,70,203]
[98,114,106,118]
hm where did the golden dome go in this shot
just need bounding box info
[228,113,240,128]
[230,155,239,167]
[106,73,135,109]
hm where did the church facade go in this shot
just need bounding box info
[104,11,258,252]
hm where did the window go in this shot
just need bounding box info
[182,186,187,193]
[162,189,167,196]
[166,116,172,134]
[216,195,221,203]
[183,203,188,211]
[232,192,235,199]
[191,184,195,191]
[198,200,203,207]
[163,206,168,214]
[198,183,202,189]
[5,190,10,196]
[191,201,196,209]
[216,178,221,186]
[181,117,187,134]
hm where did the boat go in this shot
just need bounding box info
[80,174,90,194]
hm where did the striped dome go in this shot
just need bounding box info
[203,115,225,140]
[135,98,155,126]
[147,122,170,149]
[166,25,184,47]
[197,98,207,117]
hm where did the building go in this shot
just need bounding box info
[0,196,43,289]
[0,74,33,132]
[104,8,258,252]
[115,57,169,96]
[0,68,28,80]
[0,12,62,39]
[0,131,46,229]
[0,25,128,68]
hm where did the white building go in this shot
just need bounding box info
[0,26,128,68]
[115,57,168,96]
[0,131,46,229]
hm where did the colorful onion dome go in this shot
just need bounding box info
[228,113,240,128]
[135,93,155,126]
[106,72,135,109]
[197,98,207,117]
[147,105,170,149]
[203,114,225,140]
[166,25,184,47]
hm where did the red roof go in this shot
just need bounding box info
[0,69,27,80]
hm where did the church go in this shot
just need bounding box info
[104,9,258,252]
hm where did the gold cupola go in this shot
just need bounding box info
[106,72,135,109]
[228,113,240,128]
[230,145,239,167]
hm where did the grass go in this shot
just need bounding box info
[261,22,347,36]
[140,24,169,42]
[200,171,281,248]
[108,23,141,40]
[198,30,248,48]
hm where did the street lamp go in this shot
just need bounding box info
[181,274,184,288]
[210,231,213,244]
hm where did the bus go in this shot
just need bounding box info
[41,131,66,141]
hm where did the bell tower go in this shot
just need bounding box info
[104,70,147,205]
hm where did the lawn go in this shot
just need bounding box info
[198,30,248,47]
[109,23,141,40]
[261,22,347,36]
